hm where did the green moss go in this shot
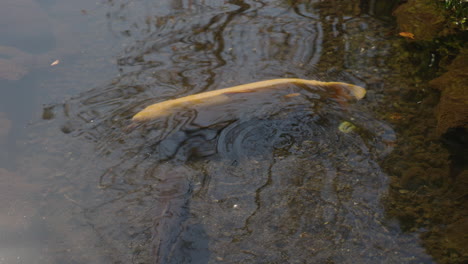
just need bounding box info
[440,0,468,30]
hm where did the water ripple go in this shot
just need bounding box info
[39,0,423,262]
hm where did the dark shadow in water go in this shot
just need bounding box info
[441,127,468,178]
[359,0,401,22]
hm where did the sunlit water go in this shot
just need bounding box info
[0,0,437,263]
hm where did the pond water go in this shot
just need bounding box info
[0,0,455,263]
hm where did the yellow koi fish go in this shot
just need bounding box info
[132,78,366,122]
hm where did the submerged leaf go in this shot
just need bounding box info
[399,32,415,39]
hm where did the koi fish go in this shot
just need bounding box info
[132,78,366,122]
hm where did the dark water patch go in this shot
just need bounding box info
[441,127,468,178]
[359,0,401,22]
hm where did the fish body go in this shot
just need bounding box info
[132,79,366,122]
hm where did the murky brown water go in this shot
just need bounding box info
[0,0,455,263]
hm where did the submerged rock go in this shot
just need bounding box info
[393,0,450,41]
[429,48,468,136]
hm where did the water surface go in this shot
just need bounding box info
[0,0,444,263]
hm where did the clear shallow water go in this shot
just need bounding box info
[0,0,438,263]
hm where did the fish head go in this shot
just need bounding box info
[326,82,366,101]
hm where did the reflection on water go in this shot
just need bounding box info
[0,0,445,263]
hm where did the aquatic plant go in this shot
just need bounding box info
[440,0,468,30]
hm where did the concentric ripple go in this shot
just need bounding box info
[37,0,433,263]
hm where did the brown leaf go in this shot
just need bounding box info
[399,32,415,39]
